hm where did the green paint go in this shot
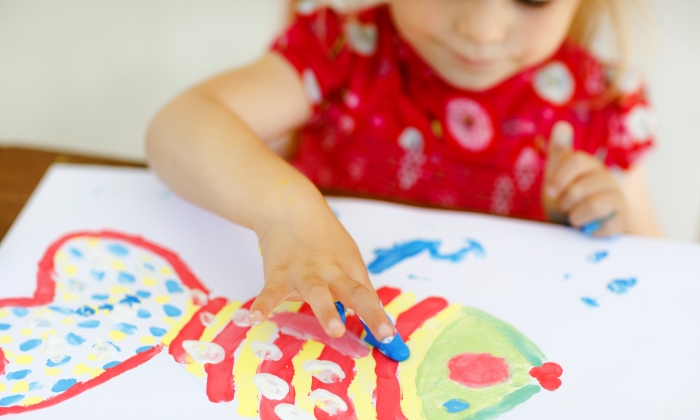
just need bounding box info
[416,307,546,420]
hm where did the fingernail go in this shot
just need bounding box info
[249,311,262,326]
[552,121,573,148]
[328,318,345,337]
[378,323,395,343]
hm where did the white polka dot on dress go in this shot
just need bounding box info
[533,62,575,105]
[302,69,322,105]
[445,98,494,152]
[490,175,515,215]
[345,21,378,56]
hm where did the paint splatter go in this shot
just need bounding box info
[5,370,31,381]
[530,362,563,391]
[443,398,470,413]
[607,278,637,295]
[448,353,510,388]
[51,379,77,393]
[588,250,609,263]
[581,297,599,308]
[368,239,484,274]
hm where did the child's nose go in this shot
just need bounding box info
[455,0,512,45]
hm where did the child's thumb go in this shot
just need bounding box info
[546,121,574,175]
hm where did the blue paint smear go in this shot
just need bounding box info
[47,356,71,367]
[582,297,600,308]
[0,324,10,331]
[443,398,470,413]
[106,342,122,352]
[588,250,609,263]
[143,263,155,271]
[66,333,86,346]
[69,247,83,258]
[135,346,153,354]
[91,294,109,301]
[107,243,129,256]
[137,308,151,319]
[49,306,73,315]
[564,273,572,281]
[12,307,29,317]
[0,395,25,407]
[136,290,151,299]
[361,317,410,362]
[114,323,138,335]
[103,361,121,369]
[77,320,100,328]
[149,327,167,337]
[163,305,182,317]
[165,280,183,293]
[75,306,96,317]
[91,270,105,281]
[607,278,637,295]
[120,295,141,307]
[51,378,77,393]
[19,339,42,352]
[118,272,136,284]
[367,239,485,274]
[99,304,114,311]
[28,382,44,391]
[5,370,31,381]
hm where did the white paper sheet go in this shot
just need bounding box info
[0,164,698,419]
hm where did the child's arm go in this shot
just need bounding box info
[146,53,396,341]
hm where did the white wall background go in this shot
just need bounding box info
[0,0,699,242]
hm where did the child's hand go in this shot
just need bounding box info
[249,200,395,341]
[544,122,628,236]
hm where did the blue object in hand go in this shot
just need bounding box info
[580,212,617,236]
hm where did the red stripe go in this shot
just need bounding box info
[312,346,357,420]
[374,297,449,420]
[0,347,6,376]
[204,298,255,403]
[298,302,314,315]
[258,334,305,420]
[376,287,402,305]
[168,297,228,363]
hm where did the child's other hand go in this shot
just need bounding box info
[248,200,395,342]
[544,121,628,236]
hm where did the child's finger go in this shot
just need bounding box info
[249,277,289,325]
[546,152,602,199]
[568,191,619,228]
[546,121,574,175]
[297,277,347,338]
[557,172,615,213]
[592,215,625,237]
[328,276,395,343]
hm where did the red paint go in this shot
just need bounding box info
[376,286,402,306]
[258,333,305,420]
[529,362,563,391]
[374,297,448,420]
[312,346,357,420]
[448,353,510,388]
[0,347,7,376]
[169,297,228,363]
[204,298,255,403]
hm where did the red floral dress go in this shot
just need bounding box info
[272,5,655,221]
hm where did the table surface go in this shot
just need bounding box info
[0,146,144,240]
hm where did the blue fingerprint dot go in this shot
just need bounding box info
[0,323,10,331]
[47,356,72,367]
[69,247,83,258]
[607,278,637,295]
[91,294,109,301]
[28,382,44,391]
[118,272,136,284]
[98,304,114,311]
[12,308,29,317]
[582,297,600,308]
[19,339,42,352]
[48,306,73,315]
[443,399,470,413]
[91,270,105,281]
[114,323,138,335]
[149,327,167,337]
[103,361,121,369]
[0,395,25,407]
[77,320,100,328]
[163,305,182,317]
[135,346,153,354]
[51,378,78,393]
[107,243,129,256]
[165,280,183,293]
[75,306,96,317]
[137,308,151,319]
[119,295,141,307]
[5,370,32,381]
[136,290,151,299]
[588,250,609,263]
[143,263,155,271]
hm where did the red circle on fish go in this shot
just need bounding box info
[529,362,563,391]
[447,353,510,388]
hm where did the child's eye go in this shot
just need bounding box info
[516,0,552,8]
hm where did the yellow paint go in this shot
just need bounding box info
[161,299,198,347]
[55,282,66,290]
[3,349,16,360]
[89,368,105,379]
[109,331,127,341]
[140,335,157,345]
[55,251,68,262]
[73,363,91,376]
[274,301,303,313]
[0,335,13,344]
[348,354,378,420]
[140,254,152,262]
[0,383,5,392]
[19,328,33,336]
[62,292,80,303]
[161,317,176,328]
[0,309,8,319]
[107,297,118,304]
[235,321,278,417]
[159,267,173,276]
[186,362,206,378]
[383,292,417,320]
[85,237,100,248]
[61,317,75,326]
[34,308,48,316]
[39,329,57,340]
[21,396,44,406]
[291,340,325,413]
[109,285,131,295]
[62,264,78,276]
[14,355,33,365]
[200,301,242,343]
[88,354,97,361]
[45,367,62,377]
[143,277,157,287]
[155,295,170,304]
[11,381,29,393]
[112,259,126,271]
[400,304,461,420]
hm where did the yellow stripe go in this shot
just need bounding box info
[348,354,378,419]
[200,301,242,342]
[399,303,461,420]
[161,299,199,347]
[383,292,417,320]
[234,321,277,417]
[291,340,325,413]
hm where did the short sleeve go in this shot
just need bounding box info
[271,7,352,109]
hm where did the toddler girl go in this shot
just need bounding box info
[146,0,662,342]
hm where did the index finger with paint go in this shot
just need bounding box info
[543,121,574,223]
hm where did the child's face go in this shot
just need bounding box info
[389,0,582,90]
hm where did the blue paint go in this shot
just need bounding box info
[165,280,183,293]
[407,274,430,282]
[136,346,153,354]
[12,307,29,317]
[588,250,609,263]
[5,370,31,380]
[118,272,136,284]
[66,333,86,346]
[0,323,10,331]
[77,320,100,328]
[107,243,129,256]
[47,356,71,367]
[114,323,138,335]
[443,398,470,413]
[51,378,77,393]
[367,239,484,274]
[91,270,105,281]
[564,273,572,281]
[28,382,44,391]
[120,295,141,307]
[99,304,114,311]
[69,247,83,258]
[106,342,122,352]
[163,305,182,317]
[580,212,617,236]
[0,395,25,407]
[335,302,409,362]
[137,308,152,319]
[136,290,151,299]
[334,302,346,324]
[143,263,155,271]
[49,306,73,315]
[19,339,42,352]
[607,278,637,295]
[103,361,121,369]
[91,294,109,301]
[75,305,96,317]
[149,327,167,337]
[581,297,600,308]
